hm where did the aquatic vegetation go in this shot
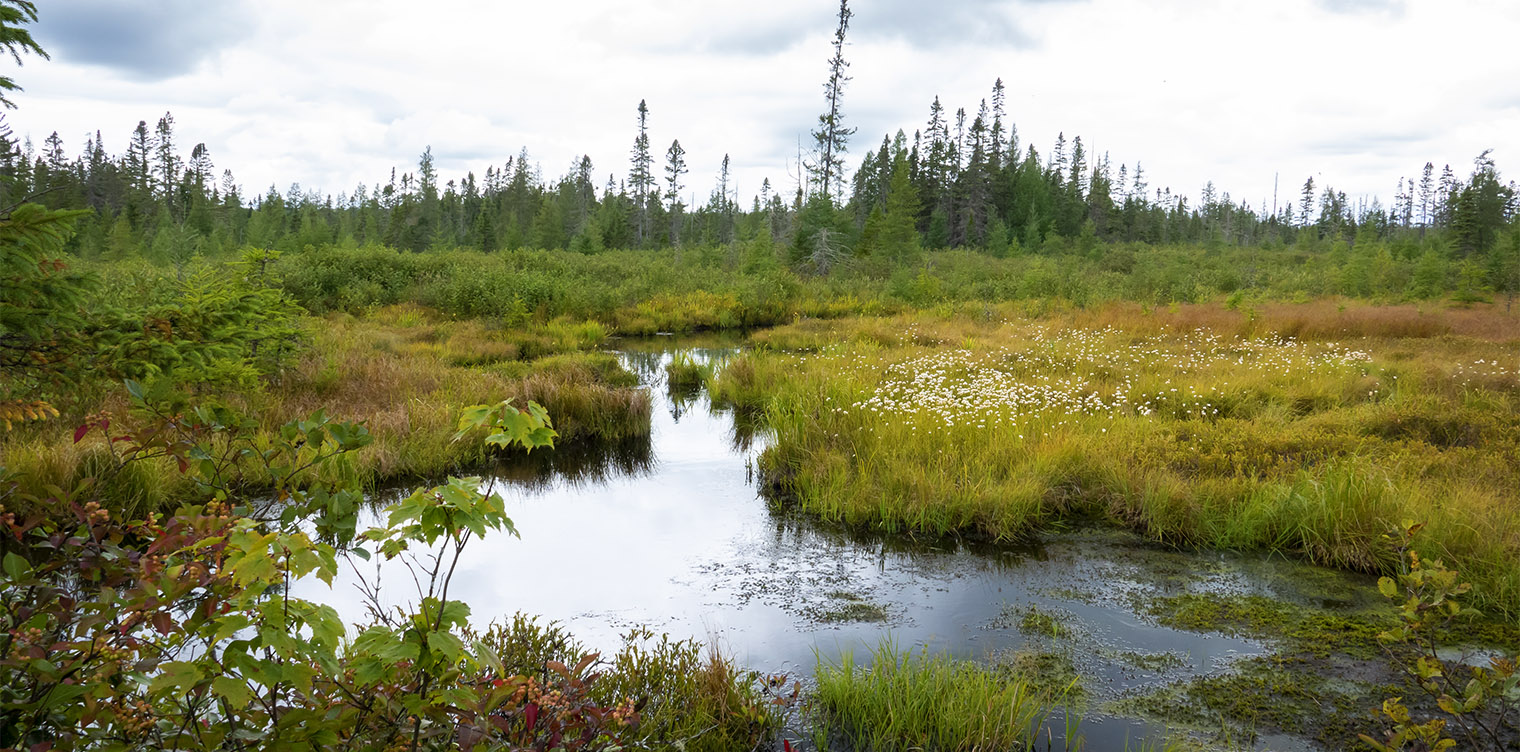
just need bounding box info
[813,639,1068,751]
[664,352,714,392]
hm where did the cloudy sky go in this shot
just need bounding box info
[11,0,1520,211]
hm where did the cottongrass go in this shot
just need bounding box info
[723,312,1520,619]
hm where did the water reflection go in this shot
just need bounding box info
[296,340,1369,752]
[488,432,654,491]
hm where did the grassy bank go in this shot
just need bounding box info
[713,303,1520,618]
[1,304,650,517]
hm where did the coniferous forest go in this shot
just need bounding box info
[3,1,1519,750]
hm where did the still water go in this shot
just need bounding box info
[298,343,1373,750]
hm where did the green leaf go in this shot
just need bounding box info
[1377,576,1398,599]
[212,675,254,707]
[2,552,30,580]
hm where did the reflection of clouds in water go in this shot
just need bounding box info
[295,342,1372,745]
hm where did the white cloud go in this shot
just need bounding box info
[9,0,1520,211]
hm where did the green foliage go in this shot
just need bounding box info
[0,204,91,424]
[90,265,307,390]
[0,0,46,108]
[0,392,772,750]
[1361,522,1520,752]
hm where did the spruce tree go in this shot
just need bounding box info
[664,139,686,246]
[0,0,46,109]
[153,113,180,208]
[808,0,855,201]
[879,145,921,263]
[629,100,654,247]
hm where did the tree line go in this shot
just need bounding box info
[0,0,1515,281]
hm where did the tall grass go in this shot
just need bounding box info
[0,306,648,516]
[813,640,1066,751]
[719,311,1520,618]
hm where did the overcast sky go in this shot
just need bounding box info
[10,0,1520,212]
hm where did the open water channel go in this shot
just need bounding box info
[298,341,1390,751]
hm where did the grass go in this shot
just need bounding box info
[664,353,714,392]
[0,305,650,516]
[813,639,1068,751]
[714,304,1520,619]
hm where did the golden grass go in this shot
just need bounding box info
[1,306,644,514]
[720,308,1520,619]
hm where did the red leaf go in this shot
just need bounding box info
[524,702,539,732]
[101,418,109,432]
[151,612,172,635]
[784,740,794,752]
[73,424,89,444]
[176,457,189,475]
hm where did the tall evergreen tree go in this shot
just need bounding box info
[629,100,654,247]
[664,139,686,246]
[1418,162,1435,230]
[1299,176,1316,230]
[809,0,855,201]
[153,113,180,206]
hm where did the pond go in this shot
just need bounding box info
[297,342,1394,751]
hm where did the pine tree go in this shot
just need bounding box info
[124,120,153,199]
[0,0,46,109]
[716,153,734,243]
[1417,162,1435,230]
[188,143,213,191]
[921,97,950,220]
[629,100,654,247]
[879,144,921,263]
[153,112,180,206]
[0,202,91,427]
[808,0,856,201]
[664,139,686,246]
[1299,177,1316,231]
[989,78,1007,170]
[1450,150,1514,255]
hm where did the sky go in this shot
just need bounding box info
[10,0,1520,213]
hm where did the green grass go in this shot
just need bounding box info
[664,353,714,392]
[813,640,1067,751]
[716,309,1520,619]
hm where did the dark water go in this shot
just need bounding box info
[297,342,1374,751]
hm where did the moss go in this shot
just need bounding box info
[1019,607,1072,639]
[994,649,1085,704]
[807,591,890,624]
[1113,656,1383,750]
[988,604,1075,639]
[1108,649,1190,673]
[1146,593,1393,659]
